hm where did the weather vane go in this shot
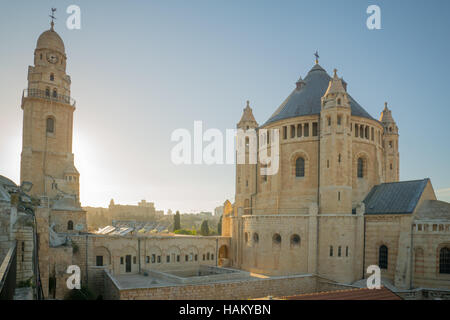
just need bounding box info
[314,50,319,64]
[49,8,57,30]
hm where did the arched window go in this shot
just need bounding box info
[357,158,364,178]
[272,233,281,245]
[297,124,302,137]
[329,246,333,257]
[50,73,54,81]
[67,220,74,231]
[290,234,300,246]
[253,233,259,243]
[46,117,55,133]
[45,87,50,97]
[295,157,305,177]
[439,247,450,274]
[52,89,57,98]
[379,245,388,269]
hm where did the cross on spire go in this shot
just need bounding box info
[314,50,319,64]
[49,8,57,30]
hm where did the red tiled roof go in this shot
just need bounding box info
[283,286,402,300]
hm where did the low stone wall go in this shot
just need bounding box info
[142,265,250,285]
[104,271,317,300]
[104,270,121,300]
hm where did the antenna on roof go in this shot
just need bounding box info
[49,8,57,30]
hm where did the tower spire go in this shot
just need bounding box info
[49,8,57,31]
[314,50,319,64]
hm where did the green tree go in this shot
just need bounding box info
[173,211,181,231]
[200,220,209,236]
[217,215,222,235]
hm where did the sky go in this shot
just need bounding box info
[0,0,449,213]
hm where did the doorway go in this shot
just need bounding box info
[125,255,132,273]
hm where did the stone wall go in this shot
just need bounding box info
[104,271,317,300]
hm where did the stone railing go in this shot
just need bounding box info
[22,88,76,107]
[0,242,17,300]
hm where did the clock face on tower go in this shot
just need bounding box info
[46,52,59,64]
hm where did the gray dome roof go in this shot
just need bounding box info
[263,64,375,126]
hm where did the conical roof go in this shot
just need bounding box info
[263,64,374,126]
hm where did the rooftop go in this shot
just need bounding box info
[263,63,375,126]
[363,179,429,215]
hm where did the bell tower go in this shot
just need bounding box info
[380,102,399,183]
[20,19,80,202]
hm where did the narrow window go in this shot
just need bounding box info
[133,256,136,264]
[195,254,198,261]
[337,115,342,125]
[357,158,364,178]
[338,191,341,201]
[151,254,156,263]
[360,126,364,138]
[45,88,50,97]
[297,124,302,137]
[185,255,188,262]
[120,257,124,265]
[290,125,295,138]
[283,126,287,139]
[295,157,305,177]
[346,246,349,257]
[330,246,333,257]
[177,255,180,262]
[67,220,73,230]
[52,89,57,98]
[355,124,358,137]
[166,255,170,263]
[327,117,331,126]
[46,117,54,133]
[304,123,309,137]
[338,246,342,257]
[337,98,341,105]
[211,254,214,260]
[338,154,341,163]
[440,247,450,274]
[157,255,161,263]
[50,73,54,81]
[379,245,388,269]
[312,122,318,136]
[146,256,150,263]
[371,127,374,141]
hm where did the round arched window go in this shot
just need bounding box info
[253,233,259,243]
[291,234,301,246]
[273,233,281,244]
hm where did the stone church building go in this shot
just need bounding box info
[4,20,449,299]
[223,59,450,290]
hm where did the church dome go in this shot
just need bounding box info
[263,64,375,126]
[36,27,65,53]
